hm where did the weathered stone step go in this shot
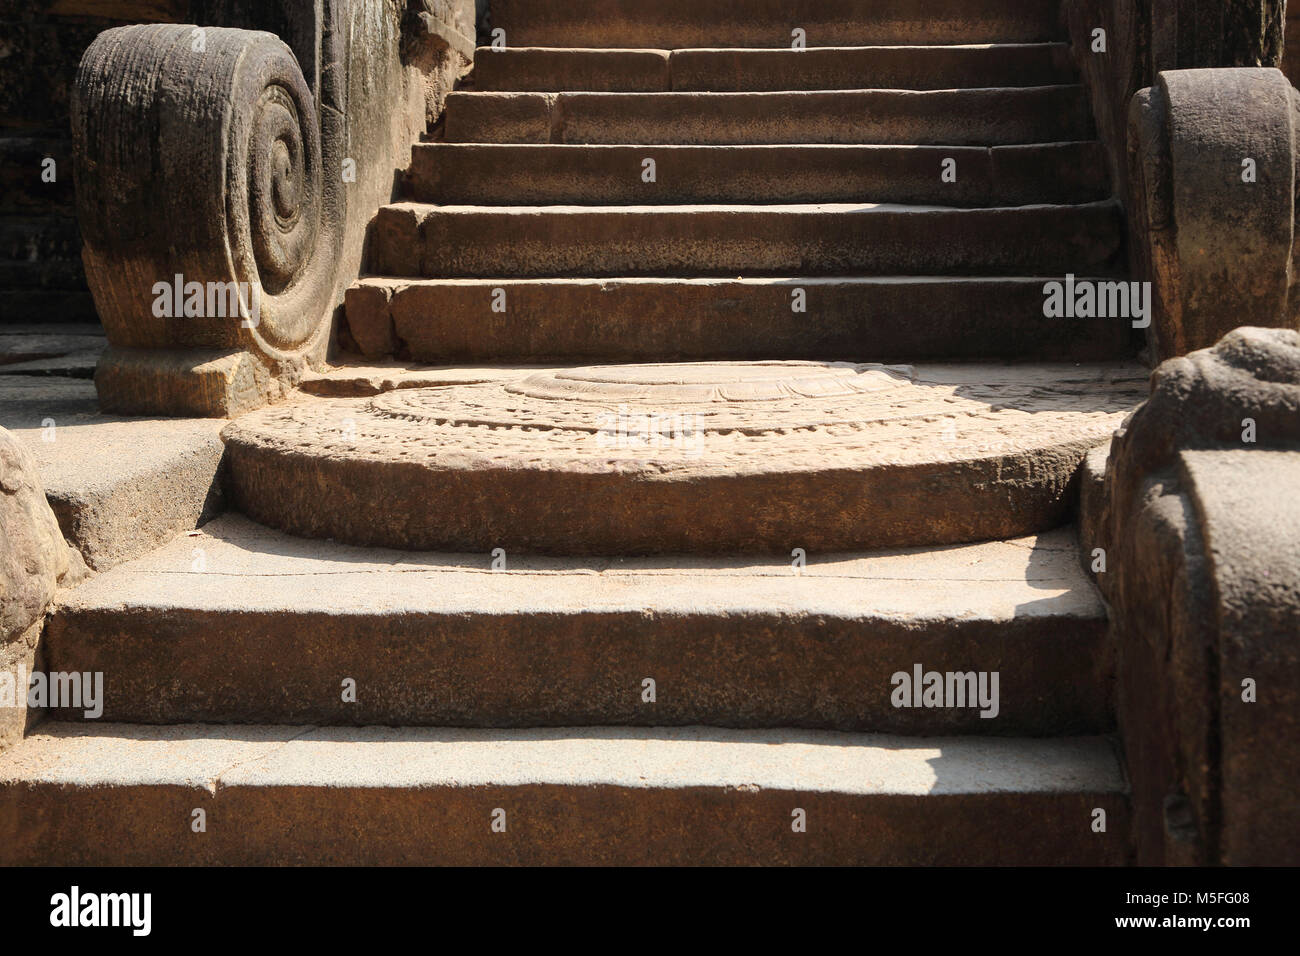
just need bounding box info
[487,0,1066,49]
[471,43,1076,92]
[42,515,1112,734]
[407,143,1109,207]
[345,276,1133,364]
[369,201,1123,279]
[0,723,1129,865]
[442,87,1092,145]
[221,360,1148,555]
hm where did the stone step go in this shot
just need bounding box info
[442,87,1093,145]
[470,43,1077,92]
[0,326,103,378]
[407,143,1109,207]
[42,514,1112,734]
[369,201,1123,279]
[487,0,1067,49]
[220,360,1149,555]
[0,723,1129,865]
[344,276,1134,364]
[0,375,226,571]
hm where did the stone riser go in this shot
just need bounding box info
[345,276,1134,364]
[42,520,1112,734]
[486,0,1066,49]
[40,612,1111,733]
[0,725,1130,866]
[368,201,1124,279]
[470,44,1077,93]
[442,87,1093,145]
[407,143,1110,207]
[0,216,82,271]
[222,438,1099,555]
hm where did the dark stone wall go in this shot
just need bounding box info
[1,2,187,326]
[1286,5,1300,86]
[2,0,479,331]
[1064,0,1287,203]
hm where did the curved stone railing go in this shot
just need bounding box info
[1083,327,1300,865]
[76,24,342,416]
[1128,67,1300,362]
[1062,3,1297,362]
[72,1,476,417]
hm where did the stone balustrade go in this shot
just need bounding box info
[1128,68,1300,361]
[1083,326,1300,865]
[71,0,477,416]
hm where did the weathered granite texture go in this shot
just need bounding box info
[1128,68,1300,362]
[1063,0,1286,200]
[0,428,66,661]
[72,1,475,416]
[0,5,177,135]
[0,426,80,751]
[1084,327,1300,865]
[76,24,344,415]
[222,360,1148,554]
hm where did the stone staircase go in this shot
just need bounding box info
[0,0,1143,865]
[347,15,1131,364]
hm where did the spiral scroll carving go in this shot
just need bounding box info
[74,24,341,361]
[222,36,338,354]
[249,85,319,294]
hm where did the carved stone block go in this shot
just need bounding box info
[1128,68,1300,362]
[1086,327,1300,864]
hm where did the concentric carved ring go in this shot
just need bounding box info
[248,83,319,294]
[222,361,1151,554]
[223,30,333,352]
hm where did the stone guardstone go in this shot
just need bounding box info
[1,427,78,750]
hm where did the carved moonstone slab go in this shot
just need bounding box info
[223,360,1150,553]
